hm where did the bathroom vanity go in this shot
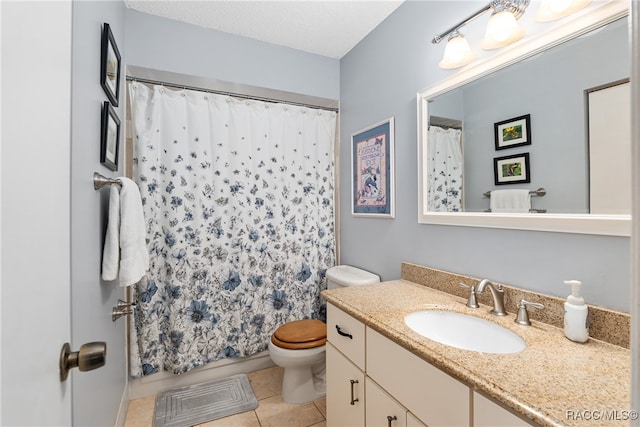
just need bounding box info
[322,266,630,427]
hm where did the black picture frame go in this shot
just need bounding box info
[494,153,530,185]
[100,23,121,107]
[101,101,120,171]
[494,114,531,150]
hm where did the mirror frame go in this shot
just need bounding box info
[417,0,630,236]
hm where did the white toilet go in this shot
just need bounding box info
[268,265,380,405]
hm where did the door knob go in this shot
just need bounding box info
[59,341,107,381]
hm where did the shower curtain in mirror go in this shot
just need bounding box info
[427,126,463,212]
[128,82,337,377]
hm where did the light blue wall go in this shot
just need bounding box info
[71,2,127,426]
[340,1,630,312]
[125,10,339,100]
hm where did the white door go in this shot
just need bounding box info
[1,1,73,424]
[588,81,631,215]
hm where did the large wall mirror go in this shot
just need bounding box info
[417,1,631,236]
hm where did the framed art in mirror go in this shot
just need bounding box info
[495,114,531,150]
[101,101,120,172]
[101,23,121,107]
[351,117,395,218]
[494,153,530,185]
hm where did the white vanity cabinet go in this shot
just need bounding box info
[326,303,464,427]
[473,392,533,426]
[326,303,366,426]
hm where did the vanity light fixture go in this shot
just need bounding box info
[433,0,530,68]
[535,0,592,22]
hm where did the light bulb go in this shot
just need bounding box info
[439,33,475,69]
[535,0,592,22]
[487,11,518,42]
[551,0,572,13]
[481,10,525,50]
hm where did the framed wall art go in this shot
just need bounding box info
[101,23,121,107]
[351,117,395,218]
[494,114,531,150]
[494,152,530,185]
[101,101,120,171]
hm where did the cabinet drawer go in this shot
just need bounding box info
[327,303,366,370]
[367,327,470,427]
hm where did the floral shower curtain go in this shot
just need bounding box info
[128,82,337,377]
[427,126,463,212]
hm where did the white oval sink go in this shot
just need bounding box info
[404,310,526,354]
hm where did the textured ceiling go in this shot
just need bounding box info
[124,0,404,59]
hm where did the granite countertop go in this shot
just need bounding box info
[321,280,631,427]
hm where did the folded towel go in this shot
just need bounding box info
[490,189,531,213]
[101,177,149,286]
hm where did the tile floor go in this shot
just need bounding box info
[124,366,326,427]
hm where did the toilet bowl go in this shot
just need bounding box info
[268,319,327,405]
[268,265,380,405]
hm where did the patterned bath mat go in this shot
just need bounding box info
[154,374,258,427]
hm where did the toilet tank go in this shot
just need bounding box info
[326,265,380,290]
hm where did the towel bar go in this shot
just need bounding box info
[483,187,546,198]
[484,208,547,213]
[93,172,121,190]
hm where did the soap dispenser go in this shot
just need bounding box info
[563,280,589,343]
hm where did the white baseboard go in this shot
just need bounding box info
[126,350,274,400]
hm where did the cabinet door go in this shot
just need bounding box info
[367,327,470,427]
[365,378,406,427]
[474,392,533,426]
[406,412,427,427]
[327,342,365,427]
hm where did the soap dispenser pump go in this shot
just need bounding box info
[563,280,589,343]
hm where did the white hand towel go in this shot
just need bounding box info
[101,177,149,286]
[117,177,149,287]
[101,184,121,281]
[490,189,531,213]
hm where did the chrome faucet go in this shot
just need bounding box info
[476,279,507,316]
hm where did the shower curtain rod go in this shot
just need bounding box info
[126,76,339,113]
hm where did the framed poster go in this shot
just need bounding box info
[351,117,395,218]
[101,101,120,171]
[101,23,121,107]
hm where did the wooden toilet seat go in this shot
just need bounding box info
[271,319,327,350]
